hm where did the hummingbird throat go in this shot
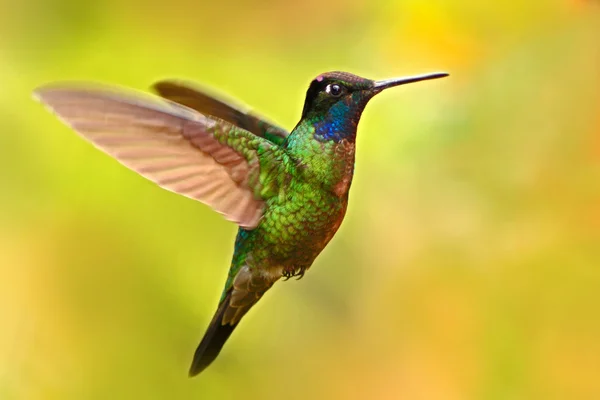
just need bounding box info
[313,92,371,143]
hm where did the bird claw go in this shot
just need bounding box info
[282,267,306,281]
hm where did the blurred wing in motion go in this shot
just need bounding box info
[153,80,289,146]
[34,83,287,229]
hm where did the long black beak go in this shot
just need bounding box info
[373,72,449,90]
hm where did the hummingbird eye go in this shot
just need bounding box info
[325,83,343,97]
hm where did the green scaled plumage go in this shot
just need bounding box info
[33,70,448,377]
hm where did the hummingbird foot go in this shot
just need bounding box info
[282,266,306,281]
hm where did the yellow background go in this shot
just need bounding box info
[1,0,599,398]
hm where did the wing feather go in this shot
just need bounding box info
[34,83,288,229]
[153,80,289,145]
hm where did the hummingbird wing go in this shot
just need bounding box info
[34,83,291,229]
[152,80,289,146]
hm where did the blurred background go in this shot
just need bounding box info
[1,0,600,399]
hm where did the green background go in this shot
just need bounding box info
[1,0,600,399]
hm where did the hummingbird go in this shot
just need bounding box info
[33,70,448,376]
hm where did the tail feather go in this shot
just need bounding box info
[189,293,237,377]
[189,265,275,376]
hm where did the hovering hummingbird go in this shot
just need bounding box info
[34,70,448,376]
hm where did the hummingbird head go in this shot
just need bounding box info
[300,71,448,142]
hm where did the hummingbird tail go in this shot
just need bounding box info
[188,292,237,377]
[189,265,275,377]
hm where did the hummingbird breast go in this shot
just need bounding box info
[236,136,356,278]
[275,183,346,263]
[241,178,350,276]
